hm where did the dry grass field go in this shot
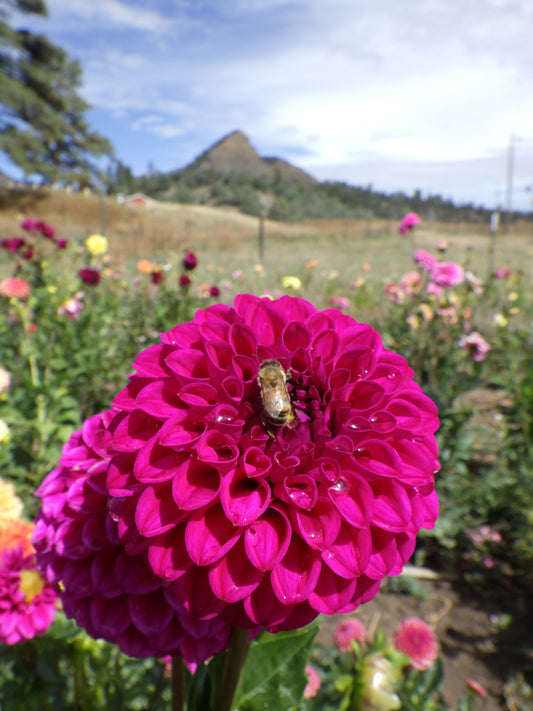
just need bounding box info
[1,189,533,311]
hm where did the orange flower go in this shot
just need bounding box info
[137,259,154,274]
[0,518,35,557]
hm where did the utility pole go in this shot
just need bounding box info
[504,134,516,234]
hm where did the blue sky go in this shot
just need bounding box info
[10,0,533,210]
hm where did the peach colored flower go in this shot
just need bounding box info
[0,518,35,557]
[0,478,24,520]
[0,277,31,300]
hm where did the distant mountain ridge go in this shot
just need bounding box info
[187,130,317,185]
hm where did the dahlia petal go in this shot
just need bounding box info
[368,410,397,434]
[242,446,272,478]
[106,452,138,497]
[134,439,186,483]
[293,497,342,551]
[115,550,161,594]
[308,565,358,614]
[208,539,263,602]
[110,411,161,452]
[90,594,131,636]
[147,525,192,581]
[327,472,374,528]
[271,536,322,605]
[185,506,241,566]
[128,589,174,635]
[280,474,318,511]
[132,344,175,377]
[135,483,184,537]
[158,410,207,448]
[231,355,257,383]
[347,380,386,411]
[55,520,92,559]
[220,470,270,526]
[335,347,377,380]
[244,507,291,571]
[353,440,403,478]
[394,439,438,486]
[311,329,339,363]
[163,320,202,348]
[136,379,183,417]
[165,348,210,379]
[211,403,245,437]
[221,375,246,402]
[172,457,220,510]
[282,321,311,352]
[229,322,257,355]
[371,479,412,532]
[195,430,240,472]
[243,576,297,629]
[91,549,122,597]
[322,524,372,578]
[205,339,234,372]
[60,559,94,597]
[366,528,402,580]
[243,297,284,345]
[178,382,219,409]
[112,377,154,412]
[164,566,226,619]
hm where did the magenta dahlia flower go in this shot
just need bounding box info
[79,268,101,285]
[394,617,438,670]
[0,546,57,645]
[33,411,234,661]
[398,212,421,235]
[105,295,439,633]
[413,249,437,273]
[430,262,464,288]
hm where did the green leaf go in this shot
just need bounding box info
[233,623,318,711]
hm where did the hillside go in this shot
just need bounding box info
[119,131,516,225]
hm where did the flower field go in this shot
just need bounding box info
[1,197,533,711]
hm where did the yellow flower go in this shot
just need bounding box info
[508,291,519,303]
[282,276,302,290]
[418,303,434,322]
[406,314,419,331]
[0,477,24,519]
[493,313,508,328]
[85,234,108,256]
[47,285,57,294]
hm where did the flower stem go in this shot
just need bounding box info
[217,627,250,711]
[171,656,185,711]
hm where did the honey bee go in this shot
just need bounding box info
[257,359,295,437]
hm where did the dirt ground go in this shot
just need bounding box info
[316,572,532,711]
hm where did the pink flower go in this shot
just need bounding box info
[334,617,366,651]
[425,281,442,297]
[399,271,422,296]
[329,295,350,310]
[385,282,405,304]
[431,262,464,288]
[58,292,85,320]
[39,223,55,239]
[394,617,438,670]
[399,213,421,235]
[434,239,448,252]
[105,295,439,633]
[1,238,26,254]
[304,665,321,698]
[0,277,31,300]
[413,250,437,272]
[458,332,491,362]
[0,547,57,645]
[183,251,197,271]
[494,267,511,279]
[33,412,234,662]
[55,238,68,249]
[79,268,101,285]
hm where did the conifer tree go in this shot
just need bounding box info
[0,0,113,186]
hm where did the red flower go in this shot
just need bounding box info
[151,270,164,284]
[55,238,68,249]
[209,284,220,297]
[179,274,191,287]
[104,295,439,633]
[394,617,438,670]
[183,252,197,271]
[78,268,101,285]
[33,412,234,662]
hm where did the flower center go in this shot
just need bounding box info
[19,569,45,602]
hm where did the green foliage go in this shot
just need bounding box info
[0,0,113,186]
